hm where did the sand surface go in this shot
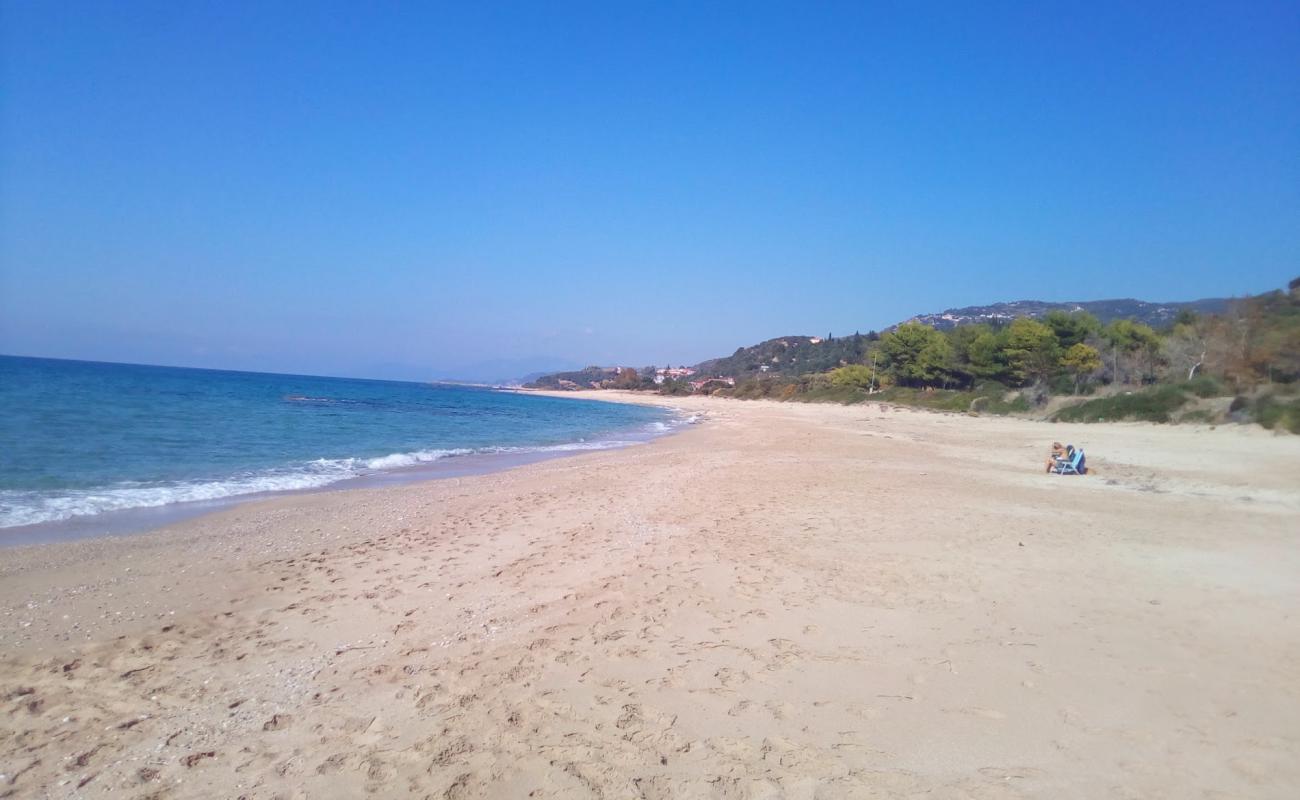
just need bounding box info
[2,394,1298,799]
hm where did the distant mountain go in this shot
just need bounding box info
[899,297,1230,331]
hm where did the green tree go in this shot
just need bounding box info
[1172,308,1199,328]
[829,364,874,389]
[880,323,954,387]
[1003,318,1062,385]
[1043,310,1102,349]
[1060,342,1103,394]
[969,331,1009,380]
[1103,319,1161,384]
[950,325,1009,383]
[946,326,981,386]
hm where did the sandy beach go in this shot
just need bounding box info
[3,393,1299,799]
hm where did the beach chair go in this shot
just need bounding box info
[1052,448,1085,475]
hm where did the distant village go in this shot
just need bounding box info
[546,365,738,393]
[530,338,839,394]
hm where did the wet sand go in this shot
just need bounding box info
[3,393,1298,798]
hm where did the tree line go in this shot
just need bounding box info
[834,280,1299,395]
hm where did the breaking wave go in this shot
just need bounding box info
[0,417,688,529]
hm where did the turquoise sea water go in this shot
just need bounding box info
[0,356,673,530]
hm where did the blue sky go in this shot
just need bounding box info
[2,1,1297,380]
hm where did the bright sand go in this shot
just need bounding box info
[3,393,1299,799]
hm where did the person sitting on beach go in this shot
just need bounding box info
[1045,441,1068,473]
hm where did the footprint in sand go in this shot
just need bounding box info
[262,713,294,731]
[946,706,1006,720]
[707,736,761,762]
[714,666,752,688]
[764,700,796,720]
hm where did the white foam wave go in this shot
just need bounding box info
[362,448,473,470]
[284,395,358,404]
[0,417,686,530]
[0,464,357,529]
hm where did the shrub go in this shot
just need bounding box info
[980,393,1032,415]
[879,387,972,412]
[1252,393,1300,434]
[657,380,692,396]
[964,382,1030,415]
[794,385,870,404]
[871,381,1029,416]
[972,380,1011,398]
[1180,375,1224,398]
[1047,373,1077,395]
[828,365,875,389]
[1052,385,1191,424]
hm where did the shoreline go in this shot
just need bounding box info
[3,397,1298,797]
[0,395,684,548]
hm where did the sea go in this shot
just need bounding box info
[0,356,677,543]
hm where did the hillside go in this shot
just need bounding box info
[526,366,622,390]
[694,334,877,379]
[687,296,1232,379]
[526,294,1242,386]
[902,297,1229,331]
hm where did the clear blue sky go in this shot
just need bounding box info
[2,1,1297,380]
